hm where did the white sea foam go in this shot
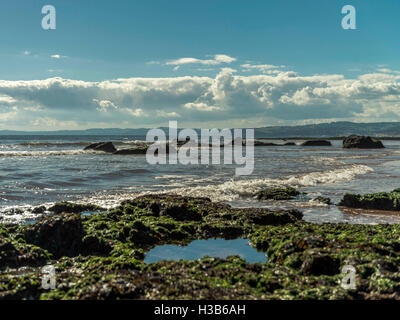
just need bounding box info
[161,164,374,202]
[77,164,374,206]
[0,150,104,157]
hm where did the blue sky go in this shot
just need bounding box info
[0,0,400,130]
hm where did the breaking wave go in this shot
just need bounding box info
[0,150,100,157]
[161,164,374,202]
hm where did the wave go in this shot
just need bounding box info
[0,150,100,157]
[16,140,148,147]
[76,164,374,207]
[159,164,374,202]
[18,142,90,147]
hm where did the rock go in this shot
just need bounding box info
[300,253,340,276]
[339,188,400,211]
[244,208,303,225]
[161,204,203,221]
[342,135,384,149]
[113,147,148,155]
[24,214,85,258]
[312,196,331,205]
[48,202,105,214]
[31,206,46,214]
[84,142,117,153]
[300,140,332,146]
[256,187,300,200]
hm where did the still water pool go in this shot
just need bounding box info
[144,238,267,264]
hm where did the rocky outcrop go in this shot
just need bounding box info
[342,135,385,149]
[339,188,400,211]
[256,187,300,200]
[48,202,105,214]
[23,214,85,258]
[84,142,117,153]
[2,193,400,300]
[300,140,332,146]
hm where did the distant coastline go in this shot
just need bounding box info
[2,121,400,138]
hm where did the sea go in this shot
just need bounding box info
[1,135,400,225]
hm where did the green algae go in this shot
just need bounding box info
[1,194,400,300]
[339,188,400,211]
[255,187,301,201]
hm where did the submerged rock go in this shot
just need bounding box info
[256,187,300,200]
[339,188,400,211]
[84,142,117,153]
[300,140,332,146]
[312,196,331,205]
[342,135,384,149]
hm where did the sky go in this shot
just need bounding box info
[0,0,400,130]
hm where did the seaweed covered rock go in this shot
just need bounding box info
[300,252,340,276]
[343,135,384,149]
[300,140,332,146]
[84,142,117,153]
[256,187,300,200]
[0,238,50,270]
[3,192,400,300]
[48,202,105,214]
[339,188,400,211]
[244,208,303,226]
[24,214,85,258]
[312,196,331,205]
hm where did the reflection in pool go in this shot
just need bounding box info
[144,238,267,264]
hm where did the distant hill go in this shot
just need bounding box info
[1,122,400,138]
[254,121,400,138]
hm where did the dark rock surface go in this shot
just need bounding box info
[84,142,117,153]
[300,140,332,146]
[339,188,400,210]
[256,187,300,200]
[342,135,384,149]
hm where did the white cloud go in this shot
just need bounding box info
[50,54,67,59]
[241,63,285,74]
[166,54,236,66]
[93,99,118,112]
[1,66,400,129]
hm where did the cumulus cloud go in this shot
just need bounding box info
[166,54,236,66]
[0,67,400,129]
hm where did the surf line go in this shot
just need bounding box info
[145,121,254,176]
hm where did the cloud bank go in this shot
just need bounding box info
[0,67,400,130]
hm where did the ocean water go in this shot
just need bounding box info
[1,135,400,225]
